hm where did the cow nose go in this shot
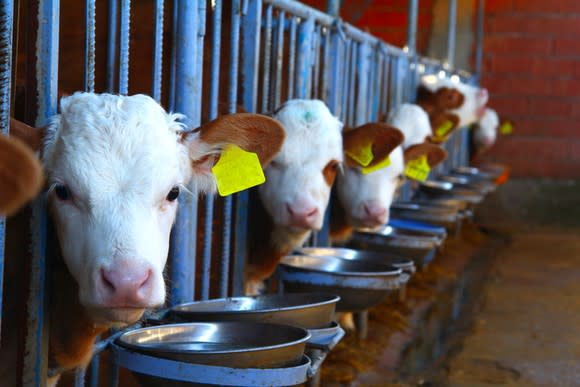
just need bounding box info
[478,88,489,105]
[286,203,319,228]
[362,203,388,224]
[99,261,153,306]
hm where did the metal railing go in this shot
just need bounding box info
[0,0,483,385]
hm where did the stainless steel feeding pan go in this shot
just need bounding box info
[168,293,340,329]
[438,174,495,195]
[277,255,405,312]
[390,202,460,230]
[348,226,438,268]
[116,322,311,369]
[294,247,416,274]
[452,166,497,181]
[416,180,484,204]
[388,218,448,239]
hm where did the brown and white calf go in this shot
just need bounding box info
[5,92,285,386]
[471,107,499,159]
[330,107,448,243]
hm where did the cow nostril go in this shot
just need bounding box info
[306,207,317,217]
[286,204,294,216]
[100,269,116,292]
[138,269,152,289]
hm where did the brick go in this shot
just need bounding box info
[552,39,580,56]
[550,79,580,98]
[487,15,580,36]
[489,95,529,116]
[483,75,554,96]
[527,98,573,117]
[484,36,552,55]
[487,56,577,78]
[501,117,580,137]
[513,0,580,13]
[485,0,513,15]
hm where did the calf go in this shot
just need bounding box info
[0,128,43,216]
[418,76,489,128]
[471,107,499,159]
[245,99,344,294]
[7,92,285,385]
[330,106,447,243]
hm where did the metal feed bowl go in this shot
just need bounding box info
[348,227,438,268]
[390,202,460,231]
[416,180,484,204]
[295,247,416,274]
[116,322,310,369]
[168,293,340,329]
[277,255,405,312]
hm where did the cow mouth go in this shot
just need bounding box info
[86,306,147,326]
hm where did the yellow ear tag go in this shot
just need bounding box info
[404,154,430,181]
[435,120,454,140]
[346,142,374,167]
[362,155,391,175]
[211,145,266,196]
[499,121,513,135]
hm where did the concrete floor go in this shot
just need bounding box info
[445,179,580,386]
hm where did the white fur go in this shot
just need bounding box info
[473,107,499,150]
[420,76,488,127]
[388,103,433,149]
[43,93,217,324]
[258,99,343,241]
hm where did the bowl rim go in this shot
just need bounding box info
[169,293,341,315]
[116,321,312,355]
[280,254,403,277]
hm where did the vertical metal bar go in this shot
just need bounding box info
[74,368,85,387]
[286,16,297,101]
[260,5,272,113]
[320,27,330,102]
[326,25,342,117]
[370,52,381,121]
[23,1,59,384]
[220,0,242,298]
[474,0,484,81]
[380,54,389,118]
[0,0,14,341]
[347,41,356,126]
[406,0,418,54]
[106,0,118,92]
[340,39,351,122]
[168,0,179,110]
[235,0,262,296]
[118,0,130,94]
[200,0,221,302]
[84,0,96,92]
[354,42,370,126]
[151,0,165,102]
[295,17,314,99]
[272,10,284,109]
[88,347,100,387]
[312,24,321,99]
[446,0,457,68]
[326,0,340,16]
[169,0,200,306]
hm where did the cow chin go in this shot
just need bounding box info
[85,306,146,327]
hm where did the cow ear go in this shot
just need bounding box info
[0,134,44,216]
[343,123,403,168]
[404,142,447,168]
[429,113,460,144]
[183,113,286,168]
[10,118,45,152]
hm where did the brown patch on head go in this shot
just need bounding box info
[428,112,460,144]
[0,135,44,216]
[185,113,286,167]
[323,160,340,185]
[10,118,45,152]
[417,86,465,112]
[404,142,447,168]
[343,123,404,168]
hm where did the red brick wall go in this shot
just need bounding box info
[480,0,580,178]
[301,0,434,54]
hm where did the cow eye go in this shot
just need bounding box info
[54,184,72,201]
[166,186,180,202]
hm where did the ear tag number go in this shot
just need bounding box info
[362,156,391,175]
[346,142,374,167]
[212,145,266,196]
[435,120,454,140]
[500,121,513,135]
[404,154,430,181]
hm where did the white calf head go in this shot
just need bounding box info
[420,76,488,128]
[259,99,343,231]
[33,93,285,325]
[336,123,404,229]
[473,107,499,150]
[388,104,433,149]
